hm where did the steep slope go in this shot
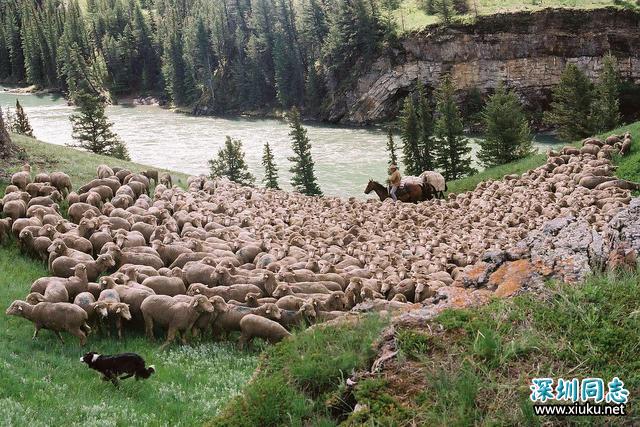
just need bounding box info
[326,8,640,124]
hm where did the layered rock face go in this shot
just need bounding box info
[326,8,640,124]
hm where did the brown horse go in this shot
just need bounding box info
[364,180,434,203]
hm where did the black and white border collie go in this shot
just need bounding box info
[81,352,155,385]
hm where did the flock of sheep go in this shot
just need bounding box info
[1,131,637,349]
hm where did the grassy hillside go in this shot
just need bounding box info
[211,315,388,426]
[448,121,640,194]
[394,0,631,32]
[346,272,640,425]
[2,134,190,190]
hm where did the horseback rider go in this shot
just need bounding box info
[387,164,401,202]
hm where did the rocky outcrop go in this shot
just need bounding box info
[325,8,640,124]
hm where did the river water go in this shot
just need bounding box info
[0,87,559,197]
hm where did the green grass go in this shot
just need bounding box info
[349,272,640,425]
[447,152,547,194]
[0,244,258,425]
[394,0,631,32]
[3,133,189,189]
[211,315,388,426]
[609,121,640,187]
[448,120,640,194]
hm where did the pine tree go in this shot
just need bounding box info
[0,107,19,160]
[592,54,621,133]
[478,84,533,168]
[400,96,421,176]
[434,74,475,180]
[416,82,435,171]
[543,63,594,141]
[436,0,455,24]
[69,90,130,160]
[287,108,322,196]
[386,128,398,166]
[209,136,255,185]
[424,0,436,14]
[262,142,280,189]
[14,99,34,137]
[304,61,324,114]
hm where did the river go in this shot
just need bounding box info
[0,87,559,197]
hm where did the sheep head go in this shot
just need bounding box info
[191,295,214,313]
[272,284,292,299]
[187,283,207,296]
[299,302,317,320]
[244,293,260,307]
[99,276,118,290]
[262,303,281,320]
[97,254,116,270]
[208,296,228,313]
[92,301,109,318]
[6,300,29,316]
[25,292,45,305]
[111,303,132,320]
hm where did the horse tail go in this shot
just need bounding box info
[445,183,448,192]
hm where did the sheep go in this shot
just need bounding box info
[27,194,60,209]
[98,302,132,340]
[48,239,94,270]
[187,283,263,302]
[0,218,11,243]
[182,258,218,286]
[126,180,148,198]
[3,184,20,194]
[238,314,291,348]
[73,292,101,328]
[52,254,115,280]
[11,170,32,190]
[314,291,347,311]
[78,177,120,195]
[49,172,72,196]
[212,303,282,339]
[142,169,158,185]
[26,281,69,304]
[61,264,90,298]
[275,295,309,311]
[3,199,26,220]
[106,246,164,270]
[34,173,50,183]
[278,302,317,331]
[18,229,51,261]
[236,292,276,307]
[6,300,90,345]
[131,222,156,244]
[159,173,172,187]
[152,241,194,267]
[97,165,114,179]
[141,294,214,349]
[140,276,186,296]
[172,295,225,337]
[115,169,132,183]
[68,203,101,224]
[414,282,436,302]
[12,216,42,238]
[100,277,155,318]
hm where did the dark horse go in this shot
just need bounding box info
[364,180,435,203]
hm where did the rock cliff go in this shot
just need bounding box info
[324,8,640,124]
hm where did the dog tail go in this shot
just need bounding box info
[137,365,155,379]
